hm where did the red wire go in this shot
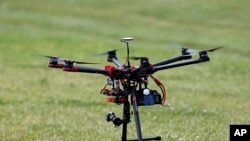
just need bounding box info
[149,74,167,105]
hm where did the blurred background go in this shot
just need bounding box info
[0,0,249,140]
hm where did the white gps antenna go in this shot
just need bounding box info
[121,37,134,67]
[120,37,134,42]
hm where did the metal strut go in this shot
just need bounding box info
[121,98,130,141]
[130,89,143,141]
[120,91,161,141]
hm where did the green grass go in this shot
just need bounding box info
[0,0,250,140]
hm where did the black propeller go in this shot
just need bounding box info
[129,56,150,68]
[94,49,121,63]
[204,46,224,52]
[94,49,118,56]
[64,60,99,65]
[41,55,64,64]
[41,55,99,65]
[175,45,225,55]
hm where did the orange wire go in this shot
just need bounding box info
[149,74,167,105]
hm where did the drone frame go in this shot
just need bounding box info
[44,37,222,141]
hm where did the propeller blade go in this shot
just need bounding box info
[63,59,99,65]
[94,49,118,56]
[73,61,99,64]
[40,55,55,59]
[40,55,99,64]
[40,55,65,62]
[185,48,199,53]
[205,46,225,52]
[173,44,224,55]
[188,46,225,54]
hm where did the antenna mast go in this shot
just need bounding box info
[121,37,134,68]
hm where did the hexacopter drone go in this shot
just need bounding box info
[42,37,223,141]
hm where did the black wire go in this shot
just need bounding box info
[126,42,130,67]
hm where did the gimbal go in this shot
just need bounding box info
[43,37,222,141]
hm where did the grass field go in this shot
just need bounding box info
[0,0,250,140]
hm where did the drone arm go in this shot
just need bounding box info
[63,66,108,75]
[153,55,192,66]
[153,56,209,73]
[111,58,123,68]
